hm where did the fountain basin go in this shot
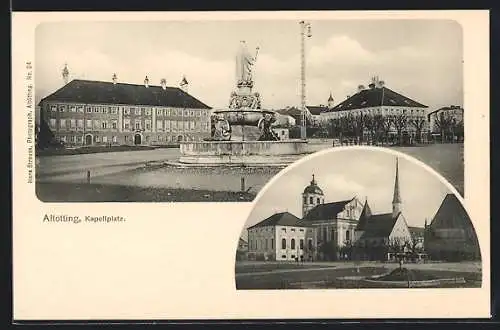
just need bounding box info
[179,140,309,165]
[214,109,276,127]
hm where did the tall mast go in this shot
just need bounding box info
[300,21,311,140]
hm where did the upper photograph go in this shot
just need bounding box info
[34,19,464,202]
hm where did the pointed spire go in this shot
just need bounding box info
[328,92,333,102]
[392,157,402,217]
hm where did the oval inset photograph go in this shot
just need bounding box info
[235,147,481,290]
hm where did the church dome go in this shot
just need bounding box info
[303,174,324,195]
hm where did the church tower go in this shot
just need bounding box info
[392,157,402,217]
[327,92,334,109]
[302,174,325,217]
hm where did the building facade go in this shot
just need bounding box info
[38,76,212,147]
[247,212,310,261]
[320,77,430,144]
[427,105,464,142]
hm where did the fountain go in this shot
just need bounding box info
[179,41,309,166]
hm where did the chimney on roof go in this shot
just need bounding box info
[180,75,189,92]
[378,80,385,88]
[112,73,117,85]
[358,85,366,92]
[160,78,167,90]
[346,95,350,99]
[144,75,150,88]
[369,76,379,89]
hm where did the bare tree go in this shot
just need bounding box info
[363,114,375,145]
[381,116,393,146]
[409,117,427,144]
[392,113,408,145]
[371,114,385,145]
[449,116,464,143]
[353,113,366,144]
[433,111,453,143]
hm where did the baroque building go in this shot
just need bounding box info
[320,77,430,143]
[245,157,419,262]
[38,69,212,147]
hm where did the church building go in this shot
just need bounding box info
[424,193,480,261]
[245,157,418,262]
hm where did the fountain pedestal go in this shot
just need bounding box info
[179,139,309,166]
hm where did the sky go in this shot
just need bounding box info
[35,19,462,111]
[242,149,453,240]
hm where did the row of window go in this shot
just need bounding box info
[280,227,304,233]
[303,196,323,205]
[317,227,351,242]
[58,134,206,144]
[49,118,210,132]
[49,104,209,117]
[324,107,427,119]
[249,237,312,251]
[50,104,119,114]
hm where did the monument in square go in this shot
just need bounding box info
[179,41,309,165]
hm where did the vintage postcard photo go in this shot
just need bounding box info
[236,148,480,290]
[33,15,465,202]
[12,10,489,320]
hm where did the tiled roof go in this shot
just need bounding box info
[326,86,427,112]
[248,211,305,229]
[39,79,212,109]
[306,105,329,116]
[302,199,353,221]
[359,213,398,239]
[276,107,311,117]
[428,194,472,230]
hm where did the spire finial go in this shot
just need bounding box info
[311,174,316,184]
[392,157,402,217]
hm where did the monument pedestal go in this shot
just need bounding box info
[179,140,309,166]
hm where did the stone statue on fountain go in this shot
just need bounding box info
[257,113,280,141]
[208,41,279,142]
[229,41,262,111]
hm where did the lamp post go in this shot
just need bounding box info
[300,21,312,140]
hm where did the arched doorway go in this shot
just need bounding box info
[134,134,142,145]
[177,135,183,142]
[85,134,93,146]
